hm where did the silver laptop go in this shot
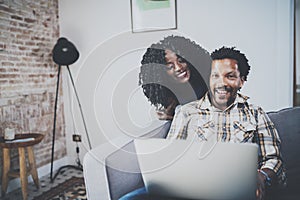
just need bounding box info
[134,138,258,200]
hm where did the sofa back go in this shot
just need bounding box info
[267,107,300,198]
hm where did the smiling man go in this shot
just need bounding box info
[209,58,244,110]
[167,46,286,200]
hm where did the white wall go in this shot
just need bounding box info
[58,0,294,160]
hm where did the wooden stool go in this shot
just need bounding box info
[0,133,44,200]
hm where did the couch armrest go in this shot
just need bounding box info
[83,136,132,200]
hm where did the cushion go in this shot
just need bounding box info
[105,121,171,199]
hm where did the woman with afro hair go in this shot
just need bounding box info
[139,35,211,120]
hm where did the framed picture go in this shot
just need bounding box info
[130,0,177,33]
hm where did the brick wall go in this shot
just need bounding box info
[0,0,66,175]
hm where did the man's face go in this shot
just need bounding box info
[209,58,244,110]
[164,49,191,83]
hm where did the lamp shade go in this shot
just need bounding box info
[52,37,79,66]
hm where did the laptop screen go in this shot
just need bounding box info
[134,138,258,200]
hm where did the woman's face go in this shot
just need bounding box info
[164,49,191,83]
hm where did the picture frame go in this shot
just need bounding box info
[130,0,177,33]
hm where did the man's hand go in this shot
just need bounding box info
[256,171,266,200]
[256,169,276,200]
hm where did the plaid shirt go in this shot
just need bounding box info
[167,93,286,185]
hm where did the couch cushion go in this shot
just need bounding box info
[106,140,144,200]
[105,121,171,199]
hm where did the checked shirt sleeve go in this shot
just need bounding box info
[253,106,285,184]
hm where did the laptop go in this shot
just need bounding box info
[134,138,258,200]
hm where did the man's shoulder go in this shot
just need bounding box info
[238,100,266,116]
[237,93,265,111]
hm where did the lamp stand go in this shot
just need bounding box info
[50,65,92,182]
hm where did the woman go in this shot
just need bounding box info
[139,35,211,120]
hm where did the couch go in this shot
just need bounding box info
[83,107,300,200]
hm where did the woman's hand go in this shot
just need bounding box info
[156,99,178,120]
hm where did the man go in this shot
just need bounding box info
[139,35,210,120]
[167,46,286,200]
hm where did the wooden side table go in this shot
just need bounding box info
[0,133,44,200]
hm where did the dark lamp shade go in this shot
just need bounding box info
[52,37,79,66]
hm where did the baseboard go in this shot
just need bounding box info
[0,156,68,196]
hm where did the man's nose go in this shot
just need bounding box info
[216,76,228,85]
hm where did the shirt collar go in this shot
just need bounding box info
[198,92,249,111]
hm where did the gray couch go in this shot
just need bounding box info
[83,107,300,200]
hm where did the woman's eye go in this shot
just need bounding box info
[166,64,174,70]
[178,58,186,64]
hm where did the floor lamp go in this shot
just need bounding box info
[50,37,92,182]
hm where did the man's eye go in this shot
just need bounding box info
[227,75,237,79]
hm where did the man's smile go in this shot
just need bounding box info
[214,86,232,95]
